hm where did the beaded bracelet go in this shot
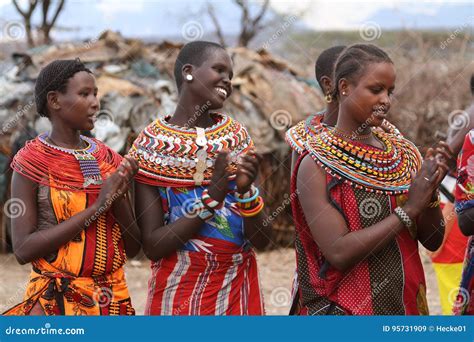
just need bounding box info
[239,197,264,217]
[238,196,260,210]
[234,184,258,200]
[202,189,224,210]
[394,207,413,229]
[235,187,259,204]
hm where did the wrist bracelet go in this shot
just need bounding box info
[235,184,257,199]
[394,206,413,228]
[202,188,224,210]
[239,197,264,217]
[235,187,259,204]
[238,196,259,210]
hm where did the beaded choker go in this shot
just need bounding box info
[11,133,122,193]
[286,110,403,155]
[130,113,254,187]
[306,129,422,194]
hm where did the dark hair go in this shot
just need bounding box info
[173,41,225,92]
[35,58,92,117]
[315,45,346,90]
[332,44,393,99]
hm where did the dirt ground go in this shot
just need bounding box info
[0,247,441,315]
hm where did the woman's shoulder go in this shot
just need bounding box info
[91,138,121,155]
[297,153,326,184]
[11,136,41,161]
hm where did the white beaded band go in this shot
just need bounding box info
[394,207,413,228]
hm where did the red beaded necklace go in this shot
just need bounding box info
[11,134,122,193]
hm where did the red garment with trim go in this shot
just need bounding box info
[144,237,264,315]
[291,152,428,315]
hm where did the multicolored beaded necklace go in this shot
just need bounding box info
[286,110,403,156]
[11,133,122,193]
[285,111,325,155]
[306,129,422,195]
[130,113,254,187]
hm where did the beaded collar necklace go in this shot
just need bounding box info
[306,129,422,194]
[10,134,121,193]
[130,113,253,187]
[286,111,326,155]
[38,133,103,187]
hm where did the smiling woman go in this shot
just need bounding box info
[129,41,273,315]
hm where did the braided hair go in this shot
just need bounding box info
[314,45,346,90]
[35,58,92,117]
[173,41,225,92]
[331,44,393,99]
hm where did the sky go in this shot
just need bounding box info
[270,0,472,30]
[0,0,472,42]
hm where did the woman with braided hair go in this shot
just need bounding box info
[130,41,272,315]
[285,45,402,172]
[290,44,449,315]
[3,59,140,316]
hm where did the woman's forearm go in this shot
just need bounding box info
[142,217,204,261]
[416,206,445,251]
[243,212,272,250]
[113,195,141,258]
[13,203,100,265]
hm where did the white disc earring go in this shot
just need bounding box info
[186,74,193,81]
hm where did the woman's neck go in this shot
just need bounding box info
[335,110,383,149]
[322,102,339,127]
[170,94,215,129]
[48,122,82,149]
